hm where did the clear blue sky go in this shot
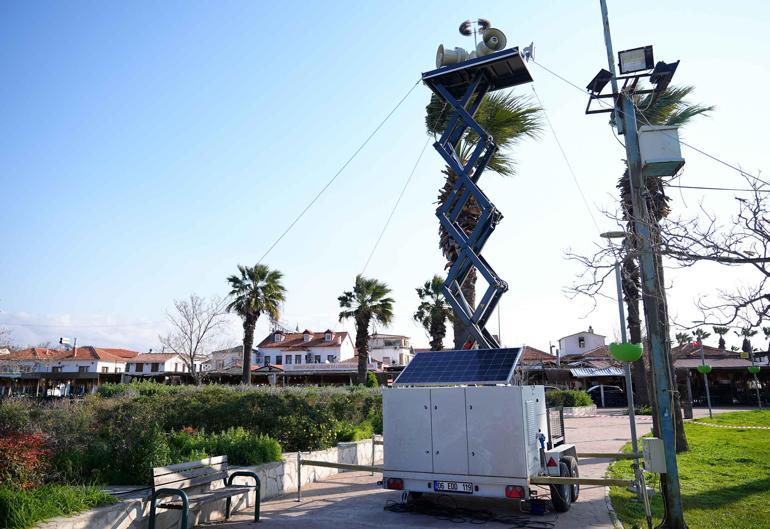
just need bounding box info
[1,1,768,351]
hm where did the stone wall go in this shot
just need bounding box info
[562,405,597,417]
[35,438,383,529]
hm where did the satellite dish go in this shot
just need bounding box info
[475,27,507,57]
[436,44,470,68]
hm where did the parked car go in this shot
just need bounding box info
[586,385,625,407]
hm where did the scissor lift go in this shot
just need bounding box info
[422,48,534,348]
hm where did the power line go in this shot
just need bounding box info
[666,184,769,193]
[256,78,422,265]
[361,136,431,275]
[532,60,767,186]
[530,84,602,233]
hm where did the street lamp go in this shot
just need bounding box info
[600,231,648,503]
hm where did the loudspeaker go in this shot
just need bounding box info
[436,44,470,68]
[475,27,507,57]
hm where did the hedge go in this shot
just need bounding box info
[545,389,593,408]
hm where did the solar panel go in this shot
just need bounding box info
[393,348,522,386]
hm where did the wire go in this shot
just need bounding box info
[666,184,769,193]
[361,136,432,275]
[532,60,767,186]
[530,85,601,233]
[256,78,422,265]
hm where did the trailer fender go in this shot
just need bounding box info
[543,444,578,476]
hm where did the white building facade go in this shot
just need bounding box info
[257,329,354,366]
[558,326,606,358]
[367,333,413,366]
[125,352,201,377]
[206,346,259,371]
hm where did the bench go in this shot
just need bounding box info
[149,456,260,529]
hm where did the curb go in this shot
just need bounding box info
[604,485,624,529]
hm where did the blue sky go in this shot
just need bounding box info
[1,1,768,351]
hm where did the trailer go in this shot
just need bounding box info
[382,348,580,512]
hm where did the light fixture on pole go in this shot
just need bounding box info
[618,45,654,75]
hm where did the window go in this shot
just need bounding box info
[78,366,89,373]
[383,356,391,366]
[327,355,335,363]
[276,355,283,365]
[135,363,144,373]
[173,362,179,372]
[303,333,312,343]
[264,356,270,366]
[295,354,302,364]
[314,355,321,364]
[324,332,333,342]
[216,360,224,369]
[52,366,62,373]
[285,355,292,364]
[101,367,109,373]
[578,337,586,348]
[151,363,160,372]
[115,367,122,373]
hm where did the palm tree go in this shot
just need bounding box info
[763,326,770,355]
[694,328,710,346]
[618,86,713,408]
[338,275,394,384]
[226,264,286,384]
[712,326,729,350]
[425,92,542,348]
[735,327,758,354]
[413,275,453,351]
[675,332,693,348]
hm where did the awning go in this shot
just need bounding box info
[570,367,625,378]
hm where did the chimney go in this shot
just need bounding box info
[588,325,594,334]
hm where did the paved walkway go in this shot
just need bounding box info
[220,407,733,529]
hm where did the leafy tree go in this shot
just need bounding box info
[413,275,453,351]
[764,327,770,354]
[425,92,542,347]
[366,371,379,388]
[226,264,286,384]
[712,326,729,350]
[338,275,394,384]
[616,86,712,416]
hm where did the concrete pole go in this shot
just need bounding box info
[700,341,713,418]
[614,262,640,456]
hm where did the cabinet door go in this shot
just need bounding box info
[466,386,527,478]
[383,389,433,472]
[430,388,469,475]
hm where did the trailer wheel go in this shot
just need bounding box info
[562,455,579,501]
[549,460,573,512]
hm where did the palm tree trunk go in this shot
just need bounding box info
[241,315,256,384]
[622,255,650,406]
[355,316,370,385]
[452,270,476,348]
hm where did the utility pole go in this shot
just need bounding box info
[597,2,687,528]
[699,340,713,418]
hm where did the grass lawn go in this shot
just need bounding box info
[608,410,770,529]
[0,484,116,529]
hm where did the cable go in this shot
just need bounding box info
[530,85,602,233]
[666,184,769,193]
[256,78,422,265]
[361,137,431,275]
[532,60,767,186]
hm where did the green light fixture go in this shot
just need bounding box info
[609,342,643,362]
[697,364,712,374]
[748,366,760,375]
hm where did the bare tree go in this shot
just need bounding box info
[159,294,227,384]
[0,326,12,349]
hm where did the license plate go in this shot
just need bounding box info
[433,480,473,494]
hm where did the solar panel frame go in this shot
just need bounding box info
[393,348,522,386]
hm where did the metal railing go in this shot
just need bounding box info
[296,436,383,501]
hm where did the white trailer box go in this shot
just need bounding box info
[384,385,573,500]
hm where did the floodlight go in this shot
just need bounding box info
[59,337,70,345]
[600,231,626,240]
[618,45,654,74]
[586,69,612,94]
[650,60,679,92]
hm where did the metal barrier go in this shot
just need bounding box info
[297,436,383,501]
[530,476,634,487]
[577,452,642,460]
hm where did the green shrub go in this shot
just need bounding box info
[0,484,115,529]
[168,427,281,466]
[365,372,378,387]
[336,420,374,443]
[545,389,593,408]
[0,433,50,488]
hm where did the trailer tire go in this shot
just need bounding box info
[549,460,573,512]
[562,455,580,501]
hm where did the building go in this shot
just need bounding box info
[206,345,259,372]
[517,346,558,385]
[368,333,413,366]
[558,326,606,358]
[256,329,354,366]
[125,352,201,382]
[0,346,139,396]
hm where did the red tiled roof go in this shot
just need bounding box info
[2,346,141,363]
[257,330,348,350]
[675,358,758,369]
[520,346,556,363]
[672,343,740,359]
[96,348,140,359]
[3,347,68,361]
[128,353,178,362]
